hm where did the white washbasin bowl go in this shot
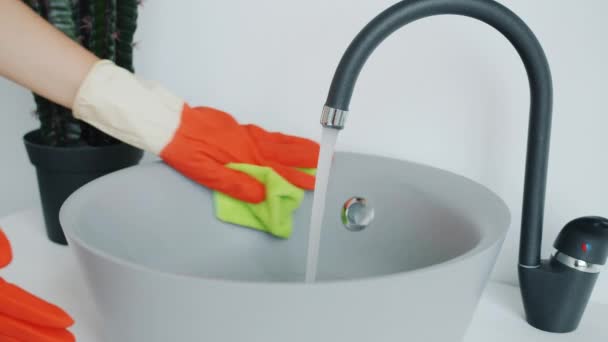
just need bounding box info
[60,152,510,341]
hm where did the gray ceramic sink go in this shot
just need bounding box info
[61,152,510,341]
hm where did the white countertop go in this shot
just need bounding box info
[0,209,606,341]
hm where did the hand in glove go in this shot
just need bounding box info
[73,61,319,203]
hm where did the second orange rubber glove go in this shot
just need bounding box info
[0,229,75,342]
[74,61,319,203]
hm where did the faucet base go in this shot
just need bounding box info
[519,261,598,333]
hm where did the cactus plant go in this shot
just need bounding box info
[23,0,139,146]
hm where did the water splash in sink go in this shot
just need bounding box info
[305,127,339,282]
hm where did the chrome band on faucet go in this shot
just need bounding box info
[320,106,348,129]
[553,251,602,274]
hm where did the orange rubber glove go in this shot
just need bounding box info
[160,105,319,203]
[0,229,75,342]
[74,61,319,203]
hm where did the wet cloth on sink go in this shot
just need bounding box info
[213,163,315,238]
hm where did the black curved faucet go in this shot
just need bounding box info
[320,0,608,333]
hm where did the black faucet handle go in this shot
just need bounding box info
[554,216,608,266]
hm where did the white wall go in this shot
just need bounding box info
[1,0,607,302]
[0,78,38,216]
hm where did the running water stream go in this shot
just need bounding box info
[304,127,339,283]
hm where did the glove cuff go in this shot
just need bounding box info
[73,60,183,154]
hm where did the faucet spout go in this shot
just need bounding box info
[322,0,552,269]
[317,0,608,333]
[323,0,608,333]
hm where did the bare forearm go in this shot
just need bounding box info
[0,0,98,108]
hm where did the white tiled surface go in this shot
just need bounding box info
[1,209,606,341]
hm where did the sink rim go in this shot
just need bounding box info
[60,151,511,287]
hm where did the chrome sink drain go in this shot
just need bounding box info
[341,197,375,232]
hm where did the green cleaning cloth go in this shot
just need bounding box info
[213,163,316,239]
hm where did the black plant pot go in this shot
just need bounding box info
[24,130,144,245]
